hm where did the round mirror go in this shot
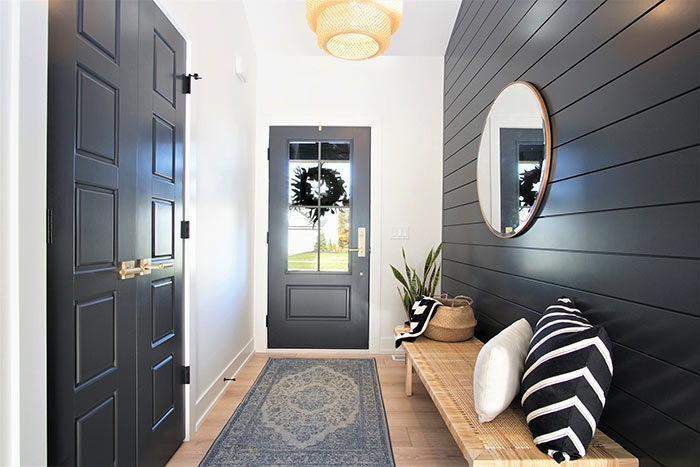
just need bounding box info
[477,81,551,238]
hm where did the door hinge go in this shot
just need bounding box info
[180,220,191,239]
[266,315,269,328]
[182,366,191,384]
[183,73,202,94]
[266,232,269,244]
[267,148,270,160]
[46,209,53,245]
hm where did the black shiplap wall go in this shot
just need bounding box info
[441,1,700,466]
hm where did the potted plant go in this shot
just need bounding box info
[390,243,443,321]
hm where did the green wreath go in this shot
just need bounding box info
[290,166,349,225]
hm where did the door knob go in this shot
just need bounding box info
[138,258,175,275]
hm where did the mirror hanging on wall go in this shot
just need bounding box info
[476,81,552,238]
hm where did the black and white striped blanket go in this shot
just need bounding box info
[394,296,442,348]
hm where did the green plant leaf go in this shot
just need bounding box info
[423,247,434,278]
[431,265,441,294]
[390,265,410,291]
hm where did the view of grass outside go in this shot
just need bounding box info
[288,251,349,271]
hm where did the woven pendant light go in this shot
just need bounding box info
[306,0,403,60]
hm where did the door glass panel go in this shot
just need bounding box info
[290,142,318,160]
[319,161,350,208]
[321,142,350,161]
[288,207,319,271]
[288,140,352,273]
[319,208,349,271]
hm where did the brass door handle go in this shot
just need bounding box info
[347,227,366,257]
[138,258,175,274]
[119,261,143,280]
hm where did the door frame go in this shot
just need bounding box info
[253,119,384,354]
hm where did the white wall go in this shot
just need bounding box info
[252,55,444,353]
[156,0,258,435]
[0,1,48,465]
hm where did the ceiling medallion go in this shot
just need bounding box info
[306,0,403,60]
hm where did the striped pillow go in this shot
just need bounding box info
[520,298,613,463]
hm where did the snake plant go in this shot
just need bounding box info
[390,243,443,319]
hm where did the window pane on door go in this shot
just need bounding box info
[321,142,350,161]
[319,208,349,272]
[320,161,350,208]
[288,207,319,271]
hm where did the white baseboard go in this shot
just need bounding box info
[194,337,255,431]
[380,336,403,354]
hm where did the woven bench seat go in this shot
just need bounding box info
[396,327,638,466]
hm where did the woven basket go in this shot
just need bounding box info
[424,294,477,342]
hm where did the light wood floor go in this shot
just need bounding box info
[166,352,468,467]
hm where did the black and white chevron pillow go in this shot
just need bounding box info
[520,298,613,463]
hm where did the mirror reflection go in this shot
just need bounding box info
[477,81,550,238]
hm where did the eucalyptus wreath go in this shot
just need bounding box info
[290,166,349,225]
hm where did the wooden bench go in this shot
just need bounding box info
[396,328,638,466]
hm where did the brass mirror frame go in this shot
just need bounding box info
[476,81,552,239]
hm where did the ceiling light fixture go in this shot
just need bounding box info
[306,0,403,60]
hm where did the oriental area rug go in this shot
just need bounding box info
[199,358,395,466]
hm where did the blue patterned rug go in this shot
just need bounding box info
[200,358,395,466]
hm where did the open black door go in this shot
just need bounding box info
[47,0,186,465]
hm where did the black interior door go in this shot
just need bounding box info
[136,1,186,465]
[268,126,371,349]
[47,0,185,465]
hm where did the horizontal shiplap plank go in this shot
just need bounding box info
[445,0,537,97]
[542,0,699,114]
[443,275,700,435]
[443,158,477,192]
[601,386,700,467]
[551,33,699,146]
[443,203,700,259]
[550,90,700,181]
[441,242,700,316]
[445,0,484,63]
[542,146,700,216]
[441,263,700,373]
[445,0,520,86]
[443,183,477,210]
[444,0,568,125]
[445,0,507,80]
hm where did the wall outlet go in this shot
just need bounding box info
[391,225,409,240]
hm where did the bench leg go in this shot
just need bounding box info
[405,354,413,397]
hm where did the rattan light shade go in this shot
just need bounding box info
[306,0,403,60]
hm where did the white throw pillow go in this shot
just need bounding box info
[473,318,533,423]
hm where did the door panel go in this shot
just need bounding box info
[48,0,139,465]
[136,1,186,465]
[268,126,371,349]
[48,0,185,465]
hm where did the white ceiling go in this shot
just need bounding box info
[241,0,462,57]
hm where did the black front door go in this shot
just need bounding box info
[47,0,185,465]
[268,126,371,349]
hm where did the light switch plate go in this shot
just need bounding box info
[391,225,409,240]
